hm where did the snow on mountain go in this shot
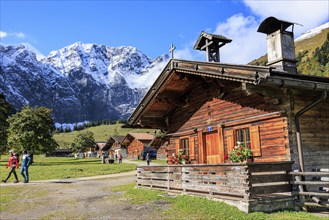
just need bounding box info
[295,22,329,42]
[0,43,169,123]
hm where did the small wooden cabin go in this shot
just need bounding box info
[129,18,329,173]
[149,138,169,159]
[107,136,126,157]
[129,17,329,212]
[122,133,155,159]
[95,142,108,157]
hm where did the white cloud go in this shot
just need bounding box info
[0,31,8,38]
[214,14,265,64]
[174,1,329,65]
[243,0,329,36]
[15,32,26,38]
[0,31,26,39]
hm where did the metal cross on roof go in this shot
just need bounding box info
[169,43,176,58]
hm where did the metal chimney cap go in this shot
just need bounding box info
[257,16,301,34]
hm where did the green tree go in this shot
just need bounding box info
[0,93,11,155]
[7,106,58,154]
[72,130,95,153]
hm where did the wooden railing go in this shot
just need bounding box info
[290,168,329,209]
[137,161,293,201]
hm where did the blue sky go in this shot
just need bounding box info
[1,1,328,63]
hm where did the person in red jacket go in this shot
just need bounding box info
[2,150,19,183]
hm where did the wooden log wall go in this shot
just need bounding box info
[166,81,290,163]
[287,90,329,172]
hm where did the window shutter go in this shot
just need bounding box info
[197,131,204,163]
[189,137,195,160]
[250,125,261,156]
[175,139,180,155]
[226,129,235,154]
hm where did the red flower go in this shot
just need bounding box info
[240,147,243,151]
[237,152,241,155]
[224,154,229,160]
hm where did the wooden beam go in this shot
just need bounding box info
[140,117,167,129]
[201,40,213,50]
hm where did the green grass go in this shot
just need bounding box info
[0,155,136,181]
[112,184,326,220]
[53,123,154,148]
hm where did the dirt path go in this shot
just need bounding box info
[0,161,170,220]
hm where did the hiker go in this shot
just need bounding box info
[118,153,123,163]
[146,153,151,166]
[2,150,19,183]
[20,150,32,183]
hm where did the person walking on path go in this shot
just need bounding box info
[146,153,151,166]
[118,153,123,163]
[2,150,19,183]
[20,150,32,183]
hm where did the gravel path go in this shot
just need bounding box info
[0,161,170,220]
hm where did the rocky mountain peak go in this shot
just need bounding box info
[0,42,169,123]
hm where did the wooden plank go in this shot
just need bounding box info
[138,173,168,180]
[292,181,329,185]
[249,174,291,184]
[184,165,248,173]
[292,191,329,197]
[290,171,329,176]
[169,181,183,189]
[248,163,292,173]
[182,182,247,195]
[137,166,169,172]
[250,184,292,195]
[137,179,168,187]
[182,174,248,184]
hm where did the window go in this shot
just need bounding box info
[235,128,250,147]
[180,138,189,156]
[226,125,261,157]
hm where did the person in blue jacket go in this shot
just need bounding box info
[20,150,31,183]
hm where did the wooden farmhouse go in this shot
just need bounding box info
[107,136,126,157]
[122,132,155,159]
[95,142,107,156]
[128,17,329,212]
[149,138,168,159]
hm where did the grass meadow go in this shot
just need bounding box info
[0,155,136,181]
[53,123,154,148]
[111,184,325,220]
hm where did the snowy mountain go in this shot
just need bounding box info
[0,43,169,123]
[295,22,329,41]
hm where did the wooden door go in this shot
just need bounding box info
[203,131,221,164]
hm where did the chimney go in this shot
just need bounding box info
[194,31,232,62]
[257,17,299,74]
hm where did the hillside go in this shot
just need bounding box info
[249,27,329,77]
[53,123,154,148]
